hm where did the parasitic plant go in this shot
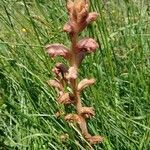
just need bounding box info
[46,0,103,145]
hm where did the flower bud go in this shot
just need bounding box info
[63,22,73,33]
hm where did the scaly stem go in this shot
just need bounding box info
[70,33,89,137]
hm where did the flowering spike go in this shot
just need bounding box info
[45,0,103,146]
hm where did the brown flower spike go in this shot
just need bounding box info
[46,0,103,145]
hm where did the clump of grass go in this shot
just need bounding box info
[46,0,103,145]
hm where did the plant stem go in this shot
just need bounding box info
[70,33,89,137]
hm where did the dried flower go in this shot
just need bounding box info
[52,63,68,79]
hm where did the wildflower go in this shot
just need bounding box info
[22,28,27,33]
[45,0,103,145]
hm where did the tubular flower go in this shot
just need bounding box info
[65,114,80,123]
[77,38,99,53]
[47,79,63,91]
[45,44,69,59]
[78,78,95,92]
[58,93,75,105]
[85,135,103,145]
[80,107,95,118]
[66,66,78,80]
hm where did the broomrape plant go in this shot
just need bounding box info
[45,0,103,145]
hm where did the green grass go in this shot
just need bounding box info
[0,0,150,149]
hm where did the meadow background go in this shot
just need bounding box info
[0,0,150,149]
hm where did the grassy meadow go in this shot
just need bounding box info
[0,0,150,149]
